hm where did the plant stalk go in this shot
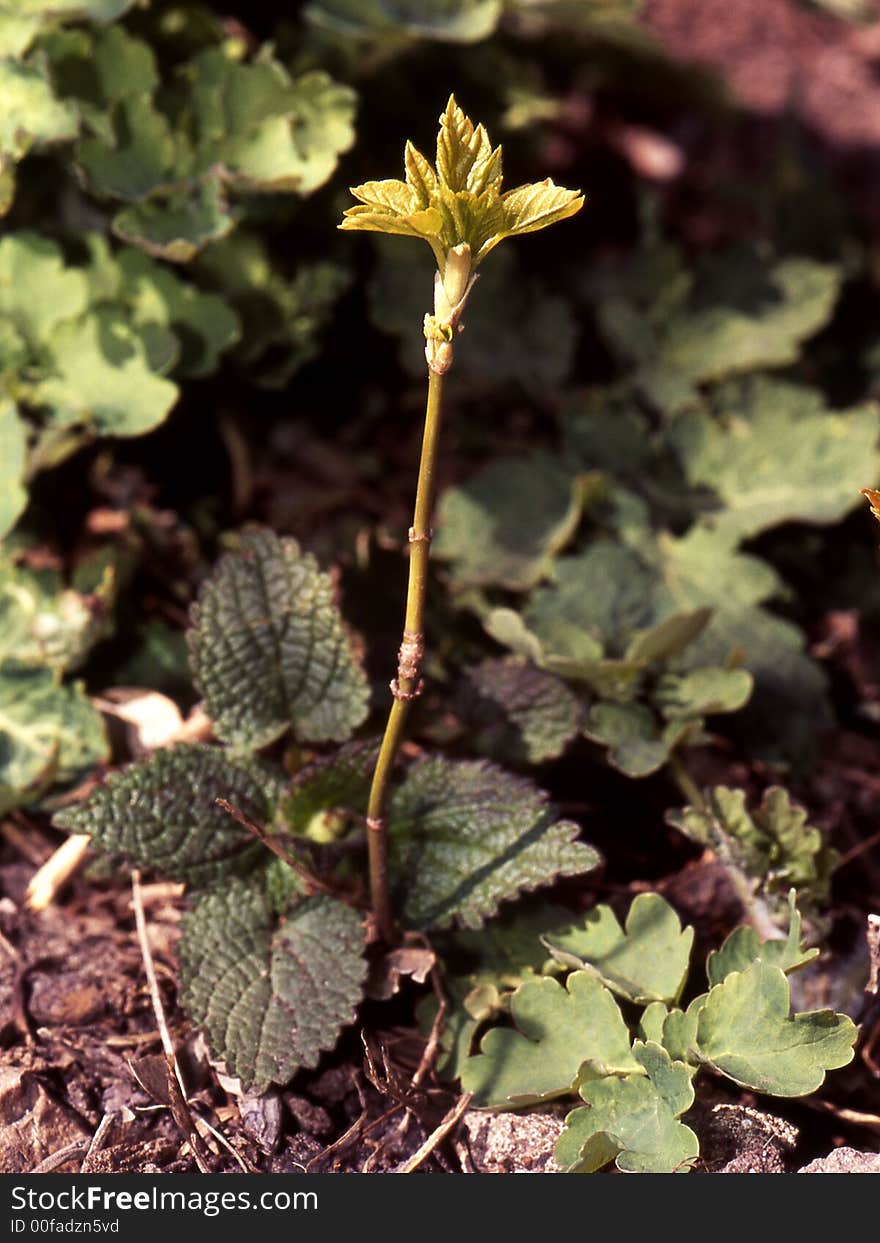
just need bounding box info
[366,367,445,941]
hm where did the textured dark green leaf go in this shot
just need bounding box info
[435,453,588,592]
[388,755,600,930]
[556,1042,699,1174]
[544,893,693,1005]
[695,961,857,1095]
[54,743,276,886]
[179,877,367,1091]
[454,657,584,764]
[188,529,369,749]
[461,970,640,1106]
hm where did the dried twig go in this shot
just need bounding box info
[80,1113,117,1173]
[30,1140,89,1174]
[25,834,91,912]
[214,798,337,897]
[398,1093,472,1174]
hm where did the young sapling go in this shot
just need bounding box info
[339,95,584,940]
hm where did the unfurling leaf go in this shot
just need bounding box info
[340,95,582,271]
[188,529,369,749]
[179,876,367,1092]
[555,1042,699,1174]
[706,891,819,986]
[461,970,640,1106]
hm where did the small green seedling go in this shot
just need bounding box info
[455,890,857,1173]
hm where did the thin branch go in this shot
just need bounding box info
[214,798,336,897]
[398,1093,472,1174]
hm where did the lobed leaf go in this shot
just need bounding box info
[707,892,819,985]
[0,401,27,539]
[544,893,693,1006]
[555,1042,699,1174]
[694,961,857,1095]
[179,876,367,1092]
[461,970,640,1107]
[188,529,370,750]
[0,660,107,814]
[671,377,880,540]
[434,453,588,591]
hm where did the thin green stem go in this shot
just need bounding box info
[366,367,445,942]
[668,754,706,814]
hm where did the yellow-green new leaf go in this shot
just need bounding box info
[340,95,583,269]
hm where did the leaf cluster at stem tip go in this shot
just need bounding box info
[338,95,584,274]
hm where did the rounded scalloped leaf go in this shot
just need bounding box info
[179,878,367,1092]
[388,754,601,930]
[188,529,369,749]
[53,743,275,886]
[556,1042,699,1174]
[695,960,858,1096]
[461,970,640,1107]
[544,892,694,1006]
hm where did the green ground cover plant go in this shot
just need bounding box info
[1,0,877,1176]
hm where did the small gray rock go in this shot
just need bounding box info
[799,1147,880,1174]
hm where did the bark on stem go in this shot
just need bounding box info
[366,367,445,941]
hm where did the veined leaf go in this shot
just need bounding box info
[388,755,600,930]
[54,743,277,886]
[544,893,693,1006]
[179,875,367,1092]
[188,529,369,749]
[694,961,857,1096]
[454,657,584,765]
